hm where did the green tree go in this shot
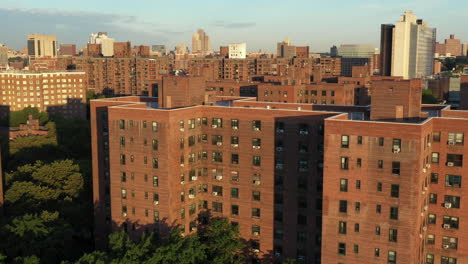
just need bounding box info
[198,218,246,264]
[9,107,49,127]
[422,89,439,104]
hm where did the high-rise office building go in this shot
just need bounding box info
[380,24,395,76]
[228,43,247,59]
[192,29,210,55]
[27,34,57,58]
[390,10,436,79]
[337,45,379,77]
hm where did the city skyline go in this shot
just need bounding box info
[1,0,468,52]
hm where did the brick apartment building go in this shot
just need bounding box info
[322,79,468,264]
[91,75,358,263]
[0,71,87,119]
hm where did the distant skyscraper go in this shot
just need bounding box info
[89,32,115,57]
[380,24,395,76]
[27,34,57,58]
[330,45,338,57]
[0,47,8,66]
[390,10,436,79]
[337,45,378,58]
[192,29,210,54]
[228,43,247,59]
[337,45,379,77]
[277,38,296,58]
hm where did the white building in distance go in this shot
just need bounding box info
[229,43,247,59]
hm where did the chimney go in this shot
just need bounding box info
[450,34,455,39]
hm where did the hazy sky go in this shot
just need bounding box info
[1,0,467,52]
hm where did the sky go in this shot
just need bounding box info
[1,0,468,53]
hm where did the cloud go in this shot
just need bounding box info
[0,7,190,49]
[212,20,256,29]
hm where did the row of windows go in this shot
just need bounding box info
[340,179,399,197]
[339,200,399,219]
[337,242,396,263]
[340,157,401,174]
[425,255,457,264]
[429,173,462,188]
[427,214,460,229]
[119,118,263,131]
[338,221,398,241]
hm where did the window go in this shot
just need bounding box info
[252,191,261,201]
[252,138,261,149]
[339,200,347,213]
[122,206,127,217]
[212,152,223,163]
[121,188,127,199]
[212,135,223,146]
[425,254,434,264]
[188,118,195,129]
[446,154,463,167]
[441,256,457,264]
[252,120,261,131]
[231,205,239,216]
[153,193,159,205]
[392,162,400,175]
[152,139,158,151]
[390,207,398,220]
[353,244,359,254]
[201,117,208,126]
[391,184,399,198]
[212,202,223,213]
[231,188,239,198]
[447,132,463,145]
[444,195,460,208]
[445,175,462,188]
[442,236,458,249]
[357,158,362,168]
[431,173,439,184]
[357,136,363,144]
[179,120,184,131]
[180,138,184,149]
[231,154,239,164]
[341,157,349,170]
[375,226,381,235]
[388,251,396,264]
[392,138,401,152]
[432,152,439,163]
[355,202,360,212]
[356,180,361,189]
[338,243,346,256]
[378,137,384,146]
[338,221,347,234]
[231,136,239,147]
[375,248,380,257]
[188,136,195,147]
[152,158,158,169]
[378,160,383,168]
[443,216,459,229]
[121,172,126,182]
[231,171,239,182]
[211,118,223,128]
[354,223,360,232]
[298,160,308,172]
[120,136,125,147]
[429,193,437,204]
[428,214,436,224]
[253,156,261,167]
[433,132,440,142]
[377,182,382,192]
[252,225,260,236]
[427,234,435,244]
[153,176,158,187]
[376,204,381,214]
[252,208,261,218]
[389,229,398,242]
[341,135,349,148]
[152,121,158,132]
[212,185,223,196]
[340,179,348,192]
[231,119,239,129]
